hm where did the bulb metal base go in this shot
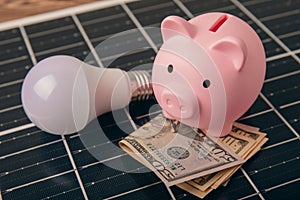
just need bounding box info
[127,70,153,101]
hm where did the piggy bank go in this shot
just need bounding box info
[152,13,266,137]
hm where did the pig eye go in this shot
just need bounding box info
[167,64,173,73]
[203,80,210,88]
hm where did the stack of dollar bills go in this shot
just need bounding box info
[119,114,268,199]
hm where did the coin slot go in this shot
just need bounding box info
[209,15,228,32]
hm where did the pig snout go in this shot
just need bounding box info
[160,86,198,120]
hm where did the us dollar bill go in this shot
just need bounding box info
[119,114,244,186]
[211,125,268,189]
[211,137,268,189]
[177,182,213,199]
[178,124,268,198]
[184,123,266,191]
[183,129,257,191]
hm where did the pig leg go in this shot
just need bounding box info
[207,121,233,137]
[219,122,233,137]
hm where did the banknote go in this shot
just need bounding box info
[119,114,244,186]
[177,181,213,199]
[211,127,268,189]
[183,129,257,191]
[178,125,268,198]
[212,137,268,189]
[185,123,267,191]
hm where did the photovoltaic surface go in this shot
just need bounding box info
[0,0,299,199]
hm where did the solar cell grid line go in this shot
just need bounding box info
[19,26,37,65]
[28,24,76,39]
[264,70,300,84]
[0,127,57,154]
[102,181,162,200]
[173,0,194,19]
[262,137,299,151]
[0,37,21,46]
[126,0,188,50]
[265,56,300,80]
[121,3,158,53]
[259,93,299,138]
[238,192,261,200]
[3,170,75,195]
[77,6,138,44]
[62,135,89,200]
[0,80,23,90]
[0,105,22,115]
[240,109,274,120]
[1,67,25,88]
[240,168,265,200]
[34,42,85,57]
[18,18,89,200]
[0,56,28,69]
[264,180,300,199]
[0,138,63,160]
[280,102,300,134]
[71,14,104,68]
[280,100,300,110]
[0,123,35,137]
[263,75,300,108]
[177,0,235,16]
[261,30,300,47]
[264,177,300,193]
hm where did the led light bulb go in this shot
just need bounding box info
[21,55,152,135]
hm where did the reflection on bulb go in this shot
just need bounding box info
[33,75,57,101]
[21,55,152,135]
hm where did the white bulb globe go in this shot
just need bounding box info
[21,55,150,135]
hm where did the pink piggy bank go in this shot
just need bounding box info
[152,13,266,137]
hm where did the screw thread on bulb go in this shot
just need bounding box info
[127,70,153,101]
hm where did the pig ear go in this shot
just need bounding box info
[210,36,247,72]
[161,16,196,41]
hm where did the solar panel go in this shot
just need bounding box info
[0,0,299,199]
